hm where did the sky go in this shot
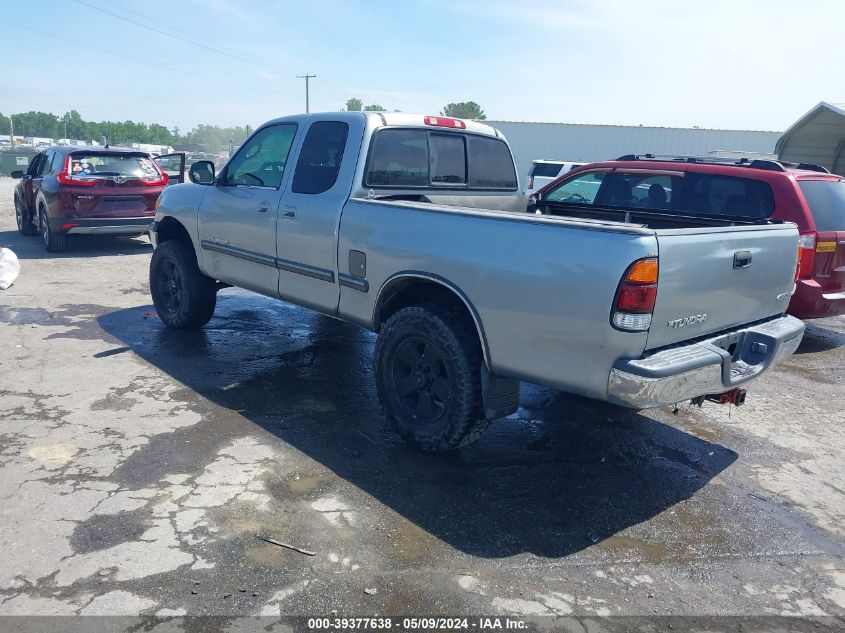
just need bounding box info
[2,0,844,133]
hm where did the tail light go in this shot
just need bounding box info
[527,175,535,190]
[612,257,658,331]
[140,172,168,186]
[57,156,98,187]
[797,232,816,279]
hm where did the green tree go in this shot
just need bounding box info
[363,104,385,111]
[345,98,363,112]
[441,101,486,120]
[0,112,9,135]
[62,110,86,139]
[11,111,61,137]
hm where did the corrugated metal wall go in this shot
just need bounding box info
[487,121,782,180]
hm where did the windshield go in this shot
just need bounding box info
[70,153,161,179]
[799,180,845,231]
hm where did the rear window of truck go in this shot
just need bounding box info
[70,153,160,178]
[530,163,564,178]
[798,180,845,231]
[365,129,517,190]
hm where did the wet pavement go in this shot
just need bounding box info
[0,177,843,626]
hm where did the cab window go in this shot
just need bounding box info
[221,124,298,188]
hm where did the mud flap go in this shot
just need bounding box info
[481,365,520,419]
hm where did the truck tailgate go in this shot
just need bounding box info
[646,224,799,350]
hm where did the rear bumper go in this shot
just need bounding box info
[49,217,153,236]
[788,278,845,319]
[607,315,805,409]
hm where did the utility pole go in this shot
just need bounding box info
[296,73,316,113]
[9,115,14,147]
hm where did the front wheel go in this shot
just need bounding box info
[39,207,66,252]
[375,303,490,452]
[150,240,217,329]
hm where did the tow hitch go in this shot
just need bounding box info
[690,387,747,408]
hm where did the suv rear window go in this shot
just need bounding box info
[365,129,516,190]
[70,153,160,179]
[530,163,564,178]
[798,180,845,231]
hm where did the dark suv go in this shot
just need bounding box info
[12,146,182,252]
[531,155,845,319]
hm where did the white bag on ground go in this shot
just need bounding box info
[0,247,21,290]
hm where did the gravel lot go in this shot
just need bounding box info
[0,176,843,627]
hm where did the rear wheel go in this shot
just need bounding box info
[150,239,217,329]
[15,197,37,236]
[39,207,66,252]
[375,303,490,452]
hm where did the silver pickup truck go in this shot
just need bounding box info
[149,112,805,451]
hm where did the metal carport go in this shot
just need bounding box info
[776,101,845,176]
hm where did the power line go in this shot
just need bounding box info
[0,17,252,91]
[72,0,261,65]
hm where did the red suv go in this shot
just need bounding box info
[12,146,180,252]
[531,155,845,319]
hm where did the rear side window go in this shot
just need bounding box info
[798,180,845,231]
[530,163,564,178]
[50,151,64,173]
[292,121,349,194]
[467,136,517,189]
[70,153,161,179]
[678,173,774,218]
[366,130,428,187]
[365,129,516,190]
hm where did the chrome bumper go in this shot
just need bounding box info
[607,315,805,409]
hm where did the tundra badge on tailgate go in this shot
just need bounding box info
[667,314,708,328]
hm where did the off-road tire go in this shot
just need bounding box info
[150,239,217,329]
[15,196,37,236]
[375,303,490,452]
[39,207,66,252]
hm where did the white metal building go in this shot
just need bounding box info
[487,120,782,179]
[776,102,845,176]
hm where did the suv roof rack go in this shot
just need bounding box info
[614,154,830,173]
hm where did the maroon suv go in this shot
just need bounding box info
[12,146,178,252]
[531,155,845,319]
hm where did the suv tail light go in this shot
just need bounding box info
[527,175,535,190]
[797,232,816,279]
[612,257,658,331]
[57,156,98,187]
[141,172,168,186]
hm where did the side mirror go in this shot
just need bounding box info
[10,170,24,179]
[189,160,216,185]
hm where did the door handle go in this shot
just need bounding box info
[733,250,752,269]
[282,205,297,219]
[257,202,271,213]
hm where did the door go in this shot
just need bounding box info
[154,153,186,185]
[197,123,298,297]
[22,152,48,210]
[276,119,360,314]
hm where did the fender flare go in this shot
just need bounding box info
[374,271,493,370]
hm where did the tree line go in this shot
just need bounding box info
[0,110,251,152]
[1,100,487,152]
